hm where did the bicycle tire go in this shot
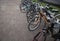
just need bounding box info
[28,18,40,31]
[28,13,41,31]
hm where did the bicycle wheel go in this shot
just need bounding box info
[28,12,41,31]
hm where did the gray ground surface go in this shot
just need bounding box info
[0,0,40,41]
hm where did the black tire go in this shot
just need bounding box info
[28,13,41,31]
[28,19,40,31]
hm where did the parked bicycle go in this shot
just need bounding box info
[20,0,60,41]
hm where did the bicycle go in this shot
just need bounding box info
[20,0,41,31]
[26,2,41,31]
